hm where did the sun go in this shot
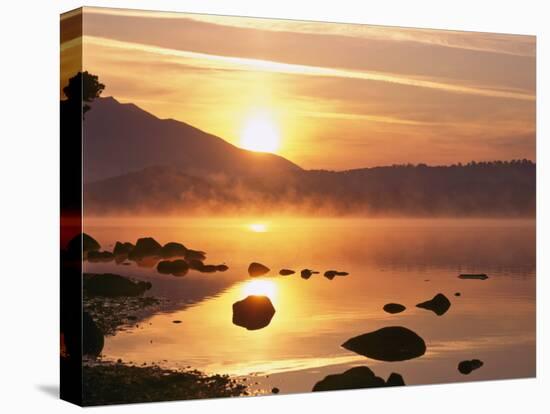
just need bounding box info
[240,110,281,153]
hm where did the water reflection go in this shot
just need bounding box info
[249,222,268,233]
[83,217,535,393]
[241,279,278,303]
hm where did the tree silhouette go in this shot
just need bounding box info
[63,71,105,114]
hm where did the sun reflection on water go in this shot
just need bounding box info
[241,279,278,302]
[248,222,268,232]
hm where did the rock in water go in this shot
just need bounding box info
[271,387,280,394]
[216,264,229,272]
[342,326,426,361]
[458,359,484,375]
[128,237,162,259]
[188,259,205,270]
[87,250,115,262]
[324,270,349,280]
[279,269,295,276]
[83,311,104,357]
[383,303,406,314]
[416,293,451,316]
[232,295,275,330]
[200,264,218,273]
[248,262,270,277]
[386,373,406,386]
[67,233,101,257]
[157,259,189,276]
[185,249,206,261]
[312,366,386,392]
[160,242,187,258]
[113,241,134,256]
[84,273,152,297]
[458,273,489,280]
[301,269,319,279]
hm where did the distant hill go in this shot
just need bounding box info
[83,97,301,182]
[85,161,536,216]
[81,97,535,216]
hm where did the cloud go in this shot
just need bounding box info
[85,7,535,57]
[84,35,534,101]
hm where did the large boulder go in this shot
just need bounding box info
[232,295,276,330]
[160,242,188,258]
[157,259,189,276]
[128,237,162,259]
[113,241,134,256]
[84,273,152,297]
[83,311,104,357]
[383,303,406,314]
[248,262,270,277]
[342,326,426,361]
[416,293,451,316]
[458,359,484,375]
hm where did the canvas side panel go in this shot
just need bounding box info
[60,7,83,407]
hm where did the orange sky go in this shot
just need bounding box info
[61,7,536,170]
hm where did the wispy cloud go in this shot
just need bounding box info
[84,6,535,57]
[85,35,534,101]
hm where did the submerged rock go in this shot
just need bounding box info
[160,242,187,258]
[416,293,451,316]
[87,250,115,262]
[458,359,483,375]
[383,303,406,314]
[84,273,152,297]
[248,262,270,277]
[83,311,104,357]
[279,269,296,276]
[342,326,426,361]
[157,259,189,276]
[312,366,386,392]
[232,295,276,330]
[324,270,349,280]
[458,273,489,280]
[113,241,134,256]
[301,269,319,279]
[128,237,162,259]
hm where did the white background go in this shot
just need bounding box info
[0,0,548,412]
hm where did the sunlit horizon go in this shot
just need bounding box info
[61,7,535,170]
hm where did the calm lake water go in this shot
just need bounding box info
[83,217,536,394]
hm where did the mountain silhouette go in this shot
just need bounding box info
[82,97,535,216]
[84,97,301,182]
